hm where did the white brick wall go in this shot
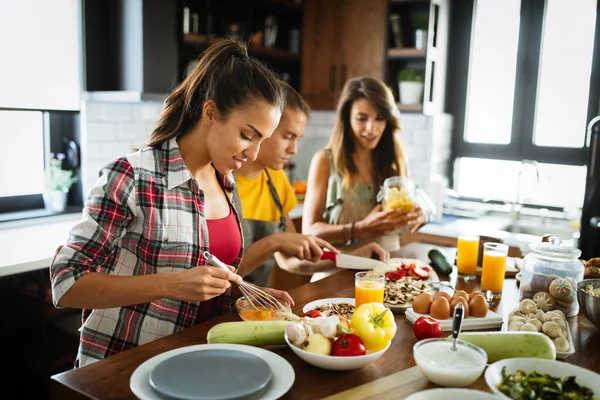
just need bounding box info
[80,100,163,197]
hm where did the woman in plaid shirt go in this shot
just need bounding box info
[50,40,293,367]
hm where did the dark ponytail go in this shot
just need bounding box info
[149,40,285,147]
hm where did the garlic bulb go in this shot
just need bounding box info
[308,315,339,339]
[286,322,307,347]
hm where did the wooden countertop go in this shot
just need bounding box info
[50,266,600,400]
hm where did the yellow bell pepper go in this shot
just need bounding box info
[350,302,397,352]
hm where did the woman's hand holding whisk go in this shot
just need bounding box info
[173,265,243,303]
[258,286,295,307]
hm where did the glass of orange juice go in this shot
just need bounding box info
[456,234,480,279]
[355,271,385,309]
[480,242,509,304]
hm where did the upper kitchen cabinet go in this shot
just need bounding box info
[301,0,387,110]
[0,0,82,111]
[386,0,449,115]
[84,0,178,99]
[178,0,303,91]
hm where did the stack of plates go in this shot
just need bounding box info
[130,344,295,400]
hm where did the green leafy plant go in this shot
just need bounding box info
[44,153,78,191]
[397,69,424,83]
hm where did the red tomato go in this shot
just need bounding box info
[413,316,442,340]
[409,263,430,279]
[331,333,367,357]
[303,310,324,318]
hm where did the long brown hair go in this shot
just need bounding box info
[149,40,285,147]
[327,76,407,188]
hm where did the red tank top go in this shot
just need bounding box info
[196,206,241,323]
[206,207,242,265]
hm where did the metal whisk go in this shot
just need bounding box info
[203,251,286,311]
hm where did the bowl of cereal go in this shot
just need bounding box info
[577,279,600,329]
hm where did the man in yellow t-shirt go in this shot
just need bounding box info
[235,81,388,287]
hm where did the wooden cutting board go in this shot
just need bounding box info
[322,366,491,400]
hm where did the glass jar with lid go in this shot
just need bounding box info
[377,177,417,214]
[519,237,583,317]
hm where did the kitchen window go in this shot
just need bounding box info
[450,0,599,209]
[0,110,47,214]
[0,109,82,218]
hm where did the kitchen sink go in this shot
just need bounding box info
[501,219,577,239]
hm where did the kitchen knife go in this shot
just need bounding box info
[320,251,388,270]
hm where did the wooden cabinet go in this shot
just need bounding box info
[301,0,387,110]
[300,0,341,110]
[340,0,387,82]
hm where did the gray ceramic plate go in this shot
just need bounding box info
[148,349,272,400]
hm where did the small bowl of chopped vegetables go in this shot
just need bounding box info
[577,279,600,329]
[485,357,600,400]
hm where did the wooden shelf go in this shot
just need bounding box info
[388,48,426,59]
[390,0,429,4]
[397,103,423,112]
[262,0,302,10]
[183,34,301,61]
[249,46,301,61]
[182,33,220,46]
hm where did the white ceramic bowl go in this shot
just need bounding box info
[405,389,498,400]
[284,334,390,371]
[413,338,487,387]
[485,358,600,399]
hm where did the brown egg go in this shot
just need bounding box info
[453,290,469,301]
[469,294,489,317]
[412,293,433,314]
[450,296,470,318]
[433,291,452,303]
[430,296,451,320]
[469,291,484,300]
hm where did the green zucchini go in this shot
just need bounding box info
[207,320,293,346]
[451,331,556,362]
[428,249,454,275]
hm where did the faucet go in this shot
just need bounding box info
[510,159,540,222]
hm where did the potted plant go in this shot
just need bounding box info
[397,68,425,105]
[43,153,78,213]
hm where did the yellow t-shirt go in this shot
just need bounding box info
[235,168,298,222]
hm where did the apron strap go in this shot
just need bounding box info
[264,169,288,231]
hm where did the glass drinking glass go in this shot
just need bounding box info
[480,242,509,304]
[456,234,480,279]
[354,271,385,309]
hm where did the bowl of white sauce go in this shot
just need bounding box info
[413,338,487,387]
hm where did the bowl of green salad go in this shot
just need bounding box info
[485,358,599,400]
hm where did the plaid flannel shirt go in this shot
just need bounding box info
[50,138,243,367]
